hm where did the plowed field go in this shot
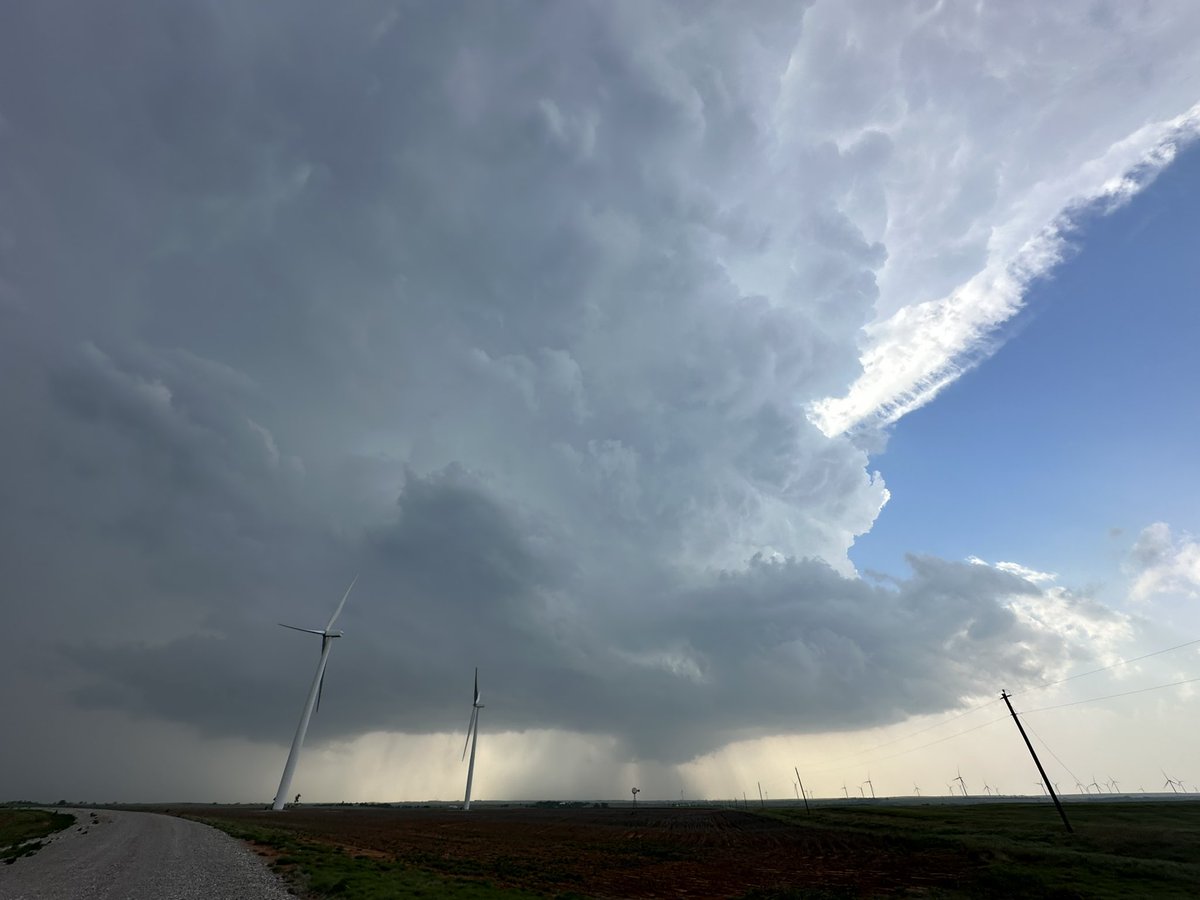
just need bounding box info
[188,805,970,898]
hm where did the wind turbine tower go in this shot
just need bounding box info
[272,576,358,811]
[462,667,485,810]
[954,768,968,798]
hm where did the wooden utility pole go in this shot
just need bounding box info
[794,767,811,813]
[1000,690,1072,834]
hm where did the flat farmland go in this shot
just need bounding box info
[163,801,1200,899]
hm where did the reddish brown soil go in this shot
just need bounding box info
[187,805,972,898]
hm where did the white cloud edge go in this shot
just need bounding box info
[809,102,1200,438]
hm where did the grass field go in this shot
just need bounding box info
[168,800,1200,899]
[0,808,75,865]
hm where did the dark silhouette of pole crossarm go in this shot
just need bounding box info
[1001,690,1072,833]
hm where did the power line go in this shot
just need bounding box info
[1020,716,1084,789]
[830,635,1200,771]
[802,713,1010,776]
[788,635,1200,787]
[796,696,1003,777]
[1020,675,1200,714]
[1011,636,1200,697]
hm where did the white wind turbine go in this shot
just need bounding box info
[272,576,358,811]
[461,667,485,810]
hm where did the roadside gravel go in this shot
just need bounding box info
[0,808,294,899]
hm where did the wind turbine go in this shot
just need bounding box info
[1162,771,1181,794]
[461,667,485,810]
[1089,776,1103,794]
[913,783,921,797]
[841,782,849,799]
[272,576,358,811]
[954,768,968,798]
[1108,777,1120,794]
[983,782,993,796]
[863,774,875,799]
[1074,779,1087,794]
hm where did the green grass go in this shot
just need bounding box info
[191,817,551,899]
[0,808,75,864]
[761,802,1200,898]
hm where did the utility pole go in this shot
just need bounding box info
[794,767,811,813]
[1000,690,1072,834]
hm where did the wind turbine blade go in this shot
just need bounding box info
[280,624,326,635]
[325,574,359,632]
[473,667,479,705]
[461,707,477,761]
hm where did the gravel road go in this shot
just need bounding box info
[0,808,294,899]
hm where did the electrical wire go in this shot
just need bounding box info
[804,695,1004,769]
[1019,716,1084,789]
[801,712,1010,776]
[789,635,1200,787]
[1019,675,1200,714]
[1010,636,1200,697]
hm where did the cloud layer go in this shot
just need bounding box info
[0,0,1196,792]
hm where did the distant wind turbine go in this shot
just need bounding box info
[913,783,921,797]
[842,783,849,799]
[954,768,968,798]
[1162,771,1181,794]
[1035,781,1046,795]
[1108,777,1120,794]
[1074,780,1087,794]
[1089,776,1103,794]
[863,774,875,799]
[272,576,358,811]
[461,667,485,810]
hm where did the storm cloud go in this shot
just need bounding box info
[0,0,1189,793]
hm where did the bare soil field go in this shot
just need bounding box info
[150,800,1200,899]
